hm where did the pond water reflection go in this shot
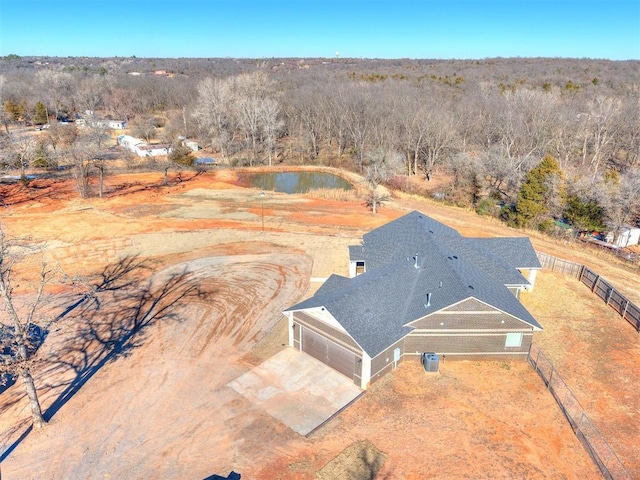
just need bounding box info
[237,171,353,194]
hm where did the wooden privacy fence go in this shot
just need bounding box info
[536,252,640,332]
[528,344,632,480]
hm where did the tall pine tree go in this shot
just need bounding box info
[34,101,48,125]
[515,155,565,229]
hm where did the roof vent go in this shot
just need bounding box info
[413,254,419,269]
[424,292,432,308]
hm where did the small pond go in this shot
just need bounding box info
[237,171,353,194]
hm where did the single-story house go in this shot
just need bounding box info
[117,134,145,151]
[117,135,171,158]
[135,143,172,157]
[185,140,200,152]
[283,211,543,389]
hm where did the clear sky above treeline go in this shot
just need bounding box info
[1,0,638,60]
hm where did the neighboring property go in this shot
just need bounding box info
[77,111,127,130]
[117,135,171,158]
[607,228,640,248]
[283,211,543,389]
[184,140,200,152]
[194,157,217,167]
[101,119,128,130]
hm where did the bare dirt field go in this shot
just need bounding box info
[0,168,637,479]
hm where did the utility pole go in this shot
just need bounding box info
[260,191,265,232]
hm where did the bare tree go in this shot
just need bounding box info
[0,74,10,134]
[132,116,159,145]
[259,97,283,166]
[284,84,324,162]
[67,131,102,198]
[615,97,640,168]
[44,121,79,155]
[490,89,556,173]
[7,133,36,177]
[83,123,111,198]
[344,88,373,172]
[364,148,403,214]
[577,95,623,176]
[420,104,459,181]
[0,227,53,428]
[398,95,430,177]
[76,76,107,117]
[233,72,275,165]
[35,70,75,122]
[192,77,235,158]
[323,86,349,159]
[105,86,137,123]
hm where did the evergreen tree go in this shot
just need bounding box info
[34,101,48,125]
[3,100,24,122]
[565,194,606,231]
[515,155,565,229]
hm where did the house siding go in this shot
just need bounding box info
[404,331,533,358]
[370,338,404,384]
[409,298,531,331]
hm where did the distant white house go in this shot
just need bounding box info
[117,135,171,158]
[101,119,128,130]
[184,140,200,152]
[80,112,127,130]
[608,228,640,248]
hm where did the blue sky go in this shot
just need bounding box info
[1,0,638,59]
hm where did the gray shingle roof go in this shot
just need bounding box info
[348,245,364,262]
[468,237,542,269]
[285,211,542,358]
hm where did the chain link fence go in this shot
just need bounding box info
[528,344,632,480]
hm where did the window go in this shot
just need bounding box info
[505,332,523,348]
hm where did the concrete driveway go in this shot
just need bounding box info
[228,348,363,435]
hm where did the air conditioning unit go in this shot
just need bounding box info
[421,352,439,372]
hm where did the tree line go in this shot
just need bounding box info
[1,56,639,234]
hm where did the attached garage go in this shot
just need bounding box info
[301,326,356,379]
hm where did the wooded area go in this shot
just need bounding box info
[1,55,639,236]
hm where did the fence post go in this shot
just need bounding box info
[622,299,629,321]
[591,274,599,292]
[578,264,585,281]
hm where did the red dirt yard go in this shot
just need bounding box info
[0,169,637,479]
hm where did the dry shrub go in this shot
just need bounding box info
[305,187,359,201]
